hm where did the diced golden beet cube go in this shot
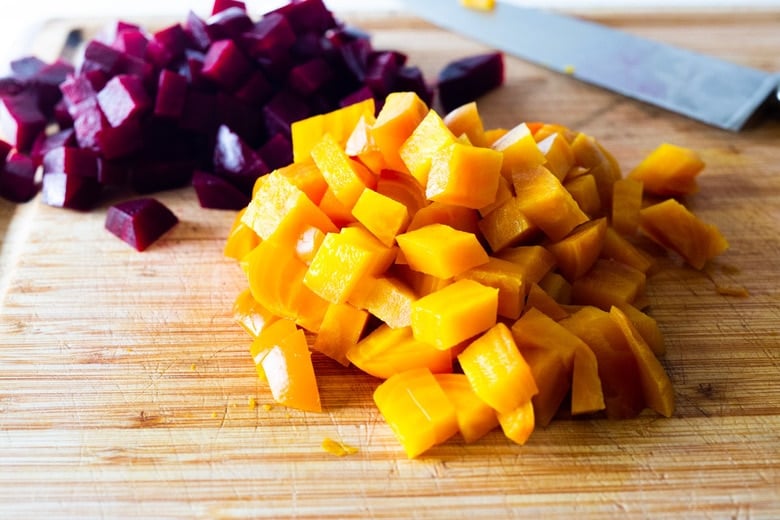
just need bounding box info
[546,217,607,281]
[560,306,645,419]
[426,141,503,209]
[443,101,487,147]
[611,177,643,236]
[370,91,429,173]
[395,264,452,297]
[477,195,538,252]
[349,325,452,380]
[312,303,369,366]
[456,257,527,319]
[571,258,646,310]
[564,173,602,217]
[339,225,397,275]
[224,208,260,262]
[609,306,675,417]
[318,187,356,227]
[601,226,654,274]
[233,287,279,339]
[242,170,337,243]
[483,127,509,145]
[478,175,513,217]
[497,400,535,445]
[277,158,329,205]
[616,303,665,356]
[539,271,572,304]
[496,245,557,285]
[408,202,480,235]
[348,275,417,329]
[458,323,538,414]
[536,132,574,180]
[570,132,621,207]
[532,122,577,144]
[291,97,375,162]
[345,115,387,174]
[628,142,704,196]
[304,230,389,304]
[400,109,458,187]
[412,279,498,349]
[311,133,374,210]
[491,122,546,180]
[294,226,327,265]
[520,348,570,426]
[639,198,728,270]
[512,165,589,241]
[375,169,427,216]
[373,367,459,458]
[524,283,569,321]
[571,345,605,415]
[434,373,498,443]
[257,327,322,413]
[351,188,410,247]
[396,223,489,279]
[249,318,298,380]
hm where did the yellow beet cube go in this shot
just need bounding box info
[396,223,489,279]
[311,133,373,210]
[426,141,503,209]
[399,109,457,187]
[491,122,546,181]
[411,279,498,349]
[351,188,410,247]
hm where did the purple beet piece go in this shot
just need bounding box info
[216,93,263,147]
[0,93,47,152]
[97,20,141,47]
[112,28,149,58]
[233,70,273,106]
[96,117,143,159]
[0,77,25,98]
[262,90,309,139]
[105,197,179,251]
[60,70,105,109]
[0,150,38,202]
[154,69,188,119]
[192,169,249,209]
[184,11,212,52]
[53,99,74,128]
[146,24,187,68]
[241,13,296,60]
[269,0,336,34]
[10,56,46,79]
[205,6,253,40]
[437,51,505,114]
[30,128,76,166]
[179,90,216,134]
[121,54,156,85]
[97,74,151,128]
[213,124,269,193]
[128,157,195,194]
[41,172,102,210]
[365,51,401,97]
[71,98,108,150]
[394,65,434,106]
[28,60,74,116]
[42,146,99,177]
[0,138,12,163]
[81,40,127,76]
[178,50,212,90]
[201,39,252,91]
[288,57,332,96]
[97,158,128,186]
[339,85,374,108]
[258,132,292,170]
[211,0,245,15]
[290,31,324,61]
[335,36,372,83]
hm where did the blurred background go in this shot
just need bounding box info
[2,0,779,71]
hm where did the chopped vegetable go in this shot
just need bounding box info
[104,197,179,251]
[226,93,730,457]
[437,52,505,114]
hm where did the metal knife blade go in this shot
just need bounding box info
[399,0,780,131]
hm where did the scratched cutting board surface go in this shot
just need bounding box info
[1,9,779,519]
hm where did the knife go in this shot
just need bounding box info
[398,0,780,131]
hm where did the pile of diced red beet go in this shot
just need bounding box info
[0,0,504,250]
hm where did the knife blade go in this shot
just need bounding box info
[399,0,780,131]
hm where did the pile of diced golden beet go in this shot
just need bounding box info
[224,92,729,458]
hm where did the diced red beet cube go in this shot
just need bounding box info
[146,24,187,68]
[339,85,374,108]
[97,117,143,160]
[97,74,151,128]
[97,158,128,186]
[154,70,188,119]
[233,70,273,106]
[290,32,325,61]
[105,197,179,251]
[10,56,46,79]
[270,0,336,34]
[97,20,141,46]
[179,90,216,134]
[241,13,296,60]
[335,37,372,83]
[201,39,251,91]
[60,70,105,109]
[262,90,309,139]
[0,138,13,163]
[177,50,212,90]
[394,65,434,106]
[53,99,73,128]
[128,157,195,194]
[216,94,263,147]
[29,60,74,116]
[0,77,25,98]
[258,132,292,170]
[81,40,127,76]
[0,93,47,152]
[288,57,332,96]
[211,0,245,16]
[184,11,213,52]
[213,124,269,193]
[365,51,401,97]
[42,146,99,177]
[112,28,149,58]
[71,98,108,150]
[206,7,253,40]
[0,150,38,202]
[30,128,76,166]
[41,172,102,210]
[437,51,505,114]
[192,169,250,209]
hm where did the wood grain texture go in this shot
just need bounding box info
[1,10,779,519]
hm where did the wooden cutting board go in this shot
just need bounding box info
[1,9,779,519]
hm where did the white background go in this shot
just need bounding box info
[2,0,779,72]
